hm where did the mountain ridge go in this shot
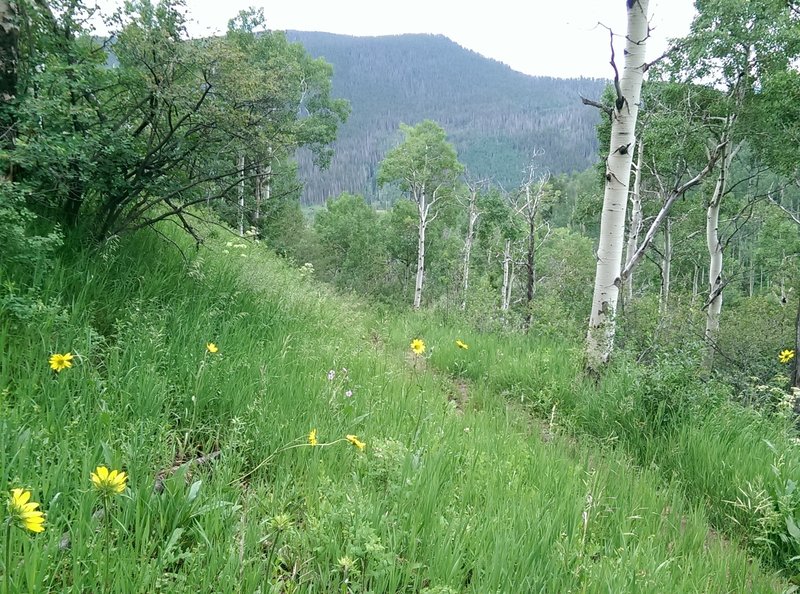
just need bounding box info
[286,31,607,204]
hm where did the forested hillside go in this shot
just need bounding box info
[286,31,605,204]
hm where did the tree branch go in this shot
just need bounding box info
[621,141,726,282]
[608,28,624,110]
[769,193,800,226]
[581,96,612,117]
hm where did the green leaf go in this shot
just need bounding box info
[188,480,202,503]
[786,516,800,541]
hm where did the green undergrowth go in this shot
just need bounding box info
[387,311,800,581]
[0,228,787,592]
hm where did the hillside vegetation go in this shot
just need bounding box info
[3,0,800,591]
[0,227,790,592]
[286,32,605,204]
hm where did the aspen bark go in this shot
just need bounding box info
[501,239,512,311]
[461,190,480,310]
[525,213,536,327]
[258,150,272,223]
[254,165,262,222]
[624,138,644,303]
[237,154,245,237]
[704,147,727,369]
[586,0,650,371]
[659,218,672,317]
[509,265,516,308]
[413,189,428,310]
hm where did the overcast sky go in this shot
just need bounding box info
[100,0,698,79]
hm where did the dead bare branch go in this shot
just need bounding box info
[581,96,613,117]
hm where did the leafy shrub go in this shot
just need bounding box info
[0,182,62,275]
[717,296,795,383]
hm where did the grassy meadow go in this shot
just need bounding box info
[0,227,793,592]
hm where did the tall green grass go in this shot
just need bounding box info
[0,228,786,592]
[392,311,800,578]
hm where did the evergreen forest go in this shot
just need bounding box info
[285,31,606,205]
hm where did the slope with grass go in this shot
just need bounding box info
[389,311,800,579]
[0,228,787,592]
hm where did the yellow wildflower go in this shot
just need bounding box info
[308,429,318,446]
[206,342,219,354]
[456,340,469,350]
[7,489,45,533]
[779,349,796,364]
[49,352,74,372]
[91,466,128,497]
[410,338,425,356]
[346,434,366,452]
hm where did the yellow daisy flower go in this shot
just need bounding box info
[308,428,318,446]
[91,466,128,497]
[346,434,366,452]
[7,488,45,533]
[49,352,74,372]
[206,342,219,354]
[410,338,426,356]
[779,349,796,364]
[456,340,469,350]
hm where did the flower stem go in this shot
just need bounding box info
[103,497,110,593]
[232,438,346,485]
[262,530,283,582]
[3,523,12,594]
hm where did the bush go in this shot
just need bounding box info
[0,182,62,275]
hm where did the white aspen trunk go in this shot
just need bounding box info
[257,145,273,224]
[659,218,672,317]
[525,211,536,327]
[461,205,479,310]
[237,153,245,237]
[704,149,727,369]
[264,161,272,218]
[624,138,644,303]
[692,265,699,307]
[523,182,538,328]
[253,160,270,225]
[509,264,516,308]
[586,0,650,371]
[413,191,428,310]
[501,239,512,310]
[254,165,262,222]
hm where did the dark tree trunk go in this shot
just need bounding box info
[0,0,19,179]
